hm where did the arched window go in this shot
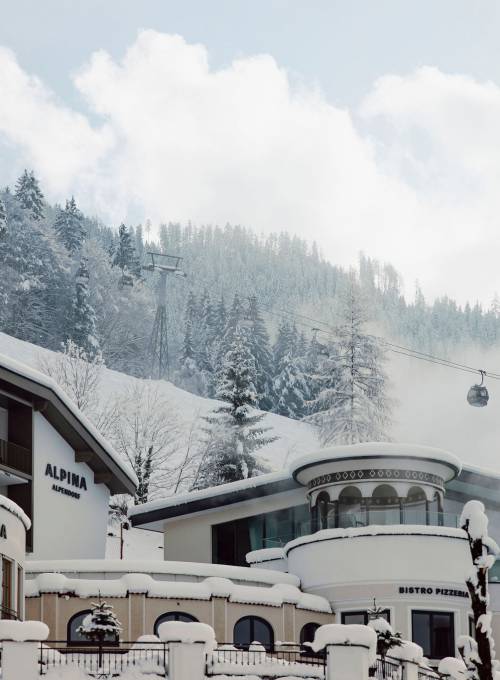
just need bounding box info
[405,486,427,524]
[300,622,320,646]
[154,612,198,636]
[371,485,399,525]
[338,486,363,528]
[67,610,119,644]
[234,616,274,651]
[300,622,322,657]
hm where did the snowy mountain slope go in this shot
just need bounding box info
[1,331,500,481]
[0,332,320,477]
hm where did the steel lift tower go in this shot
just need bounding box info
[143,252,186,380]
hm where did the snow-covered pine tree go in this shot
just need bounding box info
[54,197,85,253]
[77,598,122,643]
[194,327,276,489]
[14,169,45,221]
[273,320,296,376]
[457,500,499,680]
[306,279,392,445]
[112,224,141,286]
[68,258,100,358]
[196,290,217,377]
[246,296,274,410]
[0,197,6,239]
[273,351,309,419]
[175,292,206,394]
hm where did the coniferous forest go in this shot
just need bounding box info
[2,170,500,477]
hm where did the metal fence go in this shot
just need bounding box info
[39,640,168,677]
[370,657,403,680]
[206,644,326,678]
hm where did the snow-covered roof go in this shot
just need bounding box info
[25,572,331,613]
[0,351,137,493]
[130,471,299,527]
[0,494,31,530]
[291,442,461,483]
[25,559,300,587]
[284,524,468,556]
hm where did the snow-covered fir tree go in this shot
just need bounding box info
[54,196,85,253]
[112,224,141,286]
[306,280,392,445]
[68,258,100,358]
[273,351,309,419]
[0,197,6,239]
[246,295,274,410]
[194,328,276,489]
[77,598,122,643]
[14,169,44,221]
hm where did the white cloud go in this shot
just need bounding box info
[0,32,499,303]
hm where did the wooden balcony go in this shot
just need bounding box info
[0,438,32,477]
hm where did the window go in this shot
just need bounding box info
[154,612,198,635]
[17,566,22,621]
[412,611,454,659]
[469,616,476,640]
[234,616,274,651]
[1,558,12,618]
[341,610,390,625]
[67,610,119,644]
[212,505,309,566]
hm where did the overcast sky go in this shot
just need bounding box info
[1,1,500,304]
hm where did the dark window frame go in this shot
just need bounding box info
[411,610,455,660]
[153,611,198,636]
[233,615,274,651]
[341,609,391,625]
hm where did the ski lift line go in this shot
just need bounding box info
[255,300,500,381]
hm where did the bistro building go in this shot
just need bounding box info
[128,442,500,664]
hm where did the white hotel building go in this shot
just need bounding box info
[0,351,498,667]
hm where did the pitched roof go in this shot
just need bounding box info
[0,352,137,494]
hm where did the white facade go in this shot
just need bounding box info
[31,414,110,560]
[0,496,29,620]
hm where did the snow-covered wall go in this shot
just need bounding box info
[30,413,109,560]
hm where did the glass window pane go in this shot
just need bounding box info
[412,612,431,657]
[342,611,366,625]
[433,613,454,659]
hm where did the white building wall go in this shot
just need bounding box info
[30,413,110,560]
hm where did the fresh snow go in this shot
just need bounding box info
[157,620,215,648]
[291,442,461,481]
[0,339,138,487]
[0,619,49,641]
[25,573,331,612]
[25,559,300,586]
[309,623,377,663]
[246,548,285,564]
[284,525,468,555]
[0,332,319,487]
[0,494,31,530]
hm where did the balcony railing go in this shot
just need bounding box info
[0,438,32,476]
[262,511,461,548]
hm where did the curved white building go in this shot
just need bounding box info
[131,442,499,664]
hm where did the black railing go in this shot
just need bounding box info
[207,644,326,677]
[418,668,440,680]
[39,641,168,676]
[370,656,403,679]
[0,438,32,476]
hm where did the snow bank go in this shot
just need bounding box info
[0,493,31,530]
[284,524,467,554]
[387,641,423,664]
[157,620,216,649]
[367,617,392,635]
[246,548,286,564]
[25,558,300,586]
[25,572,331,612]
[310,623,377,662]
[0,620,49,641]
[438,656,467,678]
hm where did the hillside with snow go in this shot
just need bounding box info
[1,330,500,486]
